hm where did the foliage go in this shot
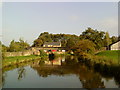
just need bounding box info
[0,41,9,52]
[2,52,5,59]
[33,32,52,47]
[9,39,30,52]
[79,28,105,50]
[32,29,117,51]
[96,50,120,65]
[110,36,118,43]
[33,39,43,47]
[71,39,96,61]
[66,38,76,50]
[1,28,118,55]
[39,50,47,57]
[32,32,79,47]
[0,41,9,59]
[103,32,112,47]
[72,39,96,55]
[3,55,41,67]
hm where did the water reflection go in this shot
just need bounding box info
[2,56,120,88]
[93,63,120,88]
[17,67,26,80]
[34,57,104,88]
[45,57,62,66]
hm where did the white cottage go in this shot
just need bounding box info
[109,41,120,50]
[43,42,61,47]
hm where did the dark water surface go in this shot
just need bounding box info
[2,56,120,88]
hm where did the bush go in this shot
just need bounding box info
[72,39,96,55]
[2,52,5,60]
[39,50,47,58]
[77,52,92,61]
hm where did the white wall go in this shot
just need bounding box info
[111,41,120,50]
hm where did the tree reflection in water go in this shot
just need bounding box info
[1,72,7,87]
[94,63,120,88]
[17,67,26,80]
[2,56,120,88]
[32,56,105,88]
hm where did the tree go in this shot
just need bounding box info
[0,41,9,59]
[104,32,112,46]
[72,39,96,55]
[33,29,107,50]
[33,32,53,47]
[9,40,20,52]
[79,28,105,50]
[66,38,77,50]
[19,38,30,50]
[110,36,118,43]
[9,39,30,52]
[0,41,9,52]
[33,39,43,47]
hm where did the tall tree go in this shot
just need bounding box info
[79,28,105,50]
[33,39,43,47]
[104,32,112,46]
[110,36,118,43]
[0,41,9,52]
[66,38,76,50]
[72,39,96,55]
[9,39,30,52]
[19,38,30,50]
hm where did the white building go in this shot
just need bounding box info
[110,41,120,50]
[43,42,61,47]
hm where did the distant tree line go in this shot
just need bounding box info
[32,28,118,49]
[0,28,119,54]
[32,28,119,57]
[0,38,30,52]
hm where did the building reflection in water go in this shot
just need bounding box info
[44,57,65,66]
[2,56,120,88]
[31,56,106,88]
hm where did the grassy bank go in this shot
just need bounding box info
[76,50,120,66]
[2,55,42,67]
[95,50,120,65]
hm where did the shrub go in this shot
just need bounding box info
[39,50,47,58]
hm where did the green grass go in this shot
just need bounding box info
[96,50,120,65]
[2,55,41,67]
[3,55,40,62]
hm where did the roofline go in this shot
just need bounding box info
[109,40,120,46]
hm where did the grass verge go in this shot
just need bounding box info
[95,50,120,65]
[2,55,41,67]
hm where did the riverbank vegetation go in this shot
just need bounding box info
[1,38,30,52]
[32,28,119,50]
[96,50,120,60]
[1,28,119,53]
[2,55,41,68]
[1,27,120,67]
[95,50,120,65]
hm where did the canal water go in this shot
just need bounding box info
[2,56,120,88]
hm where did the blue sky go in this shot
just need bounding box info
[2,2,118,46]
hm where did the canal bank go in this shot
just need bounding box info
[2,52,66,68]
[76,50,120,66]
[2,50,120,88]
[2,55,120,88]
[2,55,43,68]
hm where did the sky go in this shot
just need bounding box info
[1,2,118,46]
